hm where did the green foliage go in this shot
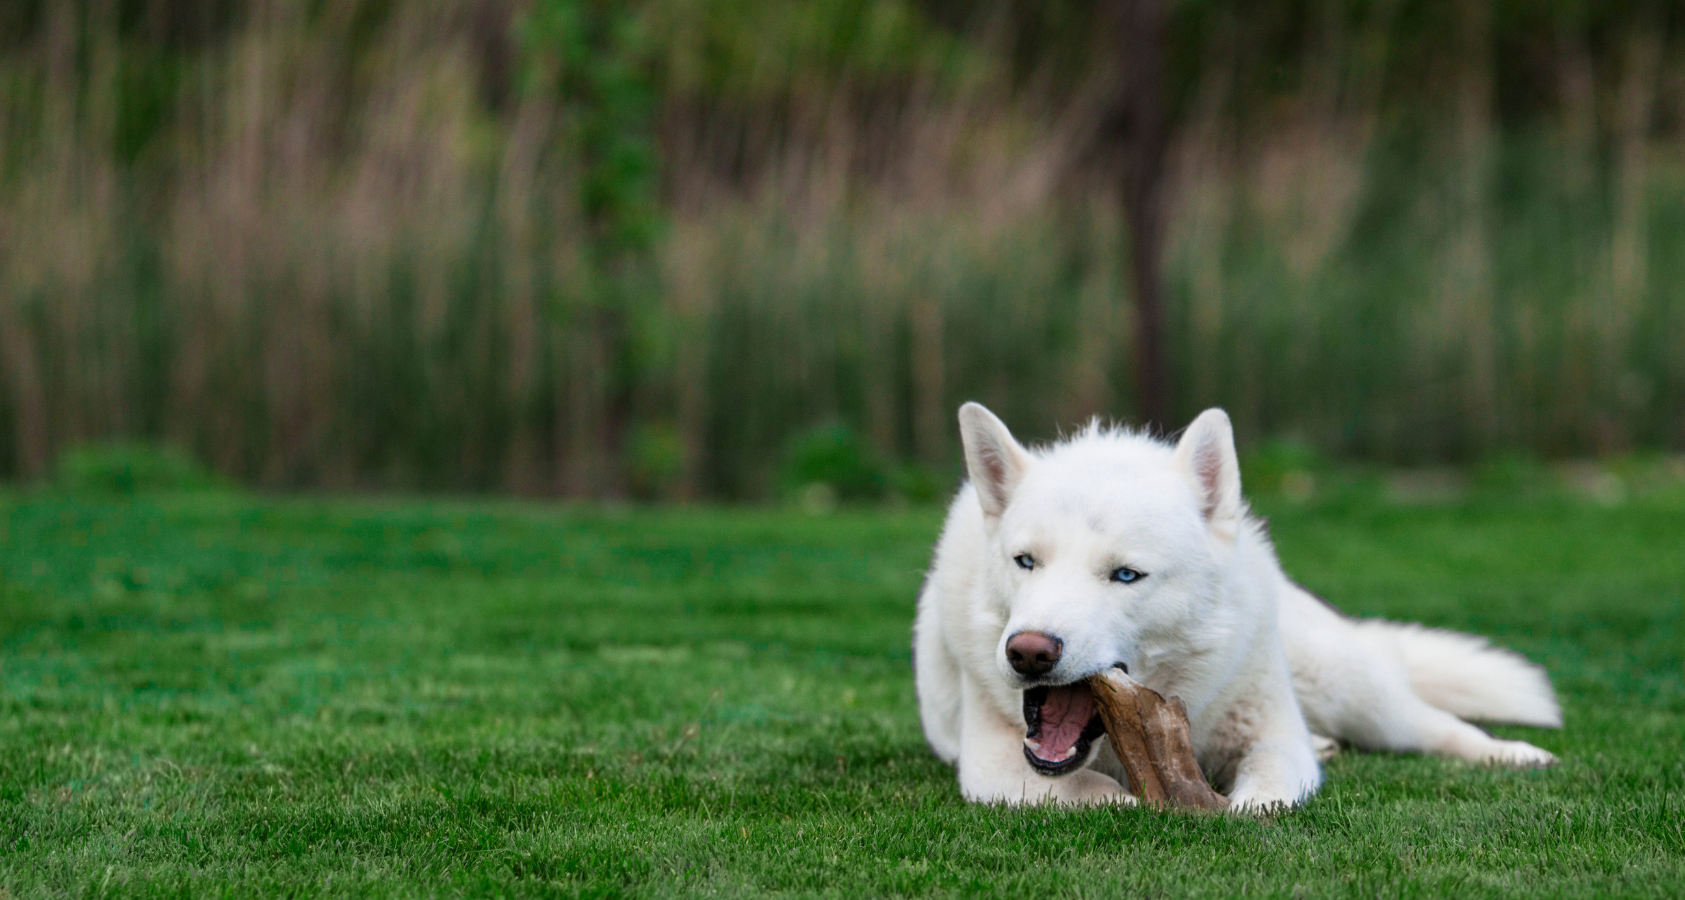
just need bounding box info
[521,0,662,262]
[781,422,887,503]
[891,461,950,504]
[626,419,685,499]
[2,491,1684,895]
[650,0,984,97]
[1240,438,1331,500]
[52,443,229,496]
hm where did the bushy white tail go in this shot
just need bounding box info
[1355,621,1562,728]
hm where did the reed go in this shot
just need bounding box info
[1,0,1681,497]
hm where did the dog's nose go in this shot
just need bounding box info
[1005,631,1062,677]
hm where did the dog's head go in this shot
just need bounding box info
[958,402,1246,774]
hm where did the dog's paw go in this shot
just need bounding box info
[1223,785,1301,816]
[1054,770,1135,806]
[1482,738,1557,769]
[1224,766,1317,814]
[1310,734,1340,762]
[962,769,1134,806]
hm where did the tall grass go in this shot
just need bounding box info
[1,1,1682,498]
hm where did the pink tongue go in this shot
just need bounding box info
[1034,683,1096,759]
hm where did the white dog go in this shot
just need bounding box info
[913,403,1560,811]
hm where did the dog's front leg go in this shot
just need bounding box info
[1224,740,1320,812]
[955,674,1130,806]
[1216,689,1323,812]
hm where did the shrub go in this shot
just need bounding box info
[54,444,230,495]
[781,424,886,504]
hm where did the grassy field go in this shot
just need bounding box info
[2,483,1683,897]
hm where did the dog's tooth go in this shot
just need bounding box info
[1056,746,1075,761]
[1023,738,1042,752]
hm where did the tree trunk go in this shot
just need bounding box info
[1104,0,1172,431]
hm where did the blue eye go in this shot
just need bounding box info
[1111,567,1146,584]
[1014,554,1035,571]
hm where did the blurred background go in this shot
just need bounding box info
[1,0,1682,502]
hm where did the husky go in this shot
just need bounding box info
[913,403,1561,811]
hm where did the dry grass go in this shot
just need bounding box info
[2,0,1683,496]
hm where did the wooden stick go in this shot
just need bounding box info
[1086,668,1229,811]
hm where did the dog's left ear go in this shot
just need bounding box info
[1173,408,1242,537]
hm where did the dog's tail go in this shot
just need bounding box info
[1354,620,1562,728]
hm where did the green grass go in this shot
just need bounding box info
[2,486,1683,898]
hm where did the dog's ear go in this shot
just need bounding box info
[1173,408,1242,536]
[958,402,1030,519]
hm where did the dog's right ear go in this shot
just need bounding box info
[958,402,1030,519]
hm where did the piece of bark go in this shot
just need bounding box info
[1086,668,1229,811]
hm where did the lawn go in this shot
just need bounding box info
[2,484,1683,897]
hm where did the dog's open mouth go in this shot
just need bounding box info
[1022,682,1107,776]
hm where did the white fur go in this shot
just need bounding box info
[914,403,1560,812]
